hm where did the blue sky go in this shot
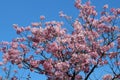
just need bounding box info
[0,0,120,80]
[0,0,120,41]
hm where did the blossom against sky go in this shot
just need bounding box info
[0,0,120,80]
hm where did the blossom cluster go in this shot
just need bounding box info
[0,0,120,80]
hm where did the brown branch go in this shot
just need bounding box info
[84,64,97,80]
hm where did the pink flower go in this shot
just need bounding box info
[43,59,53,72]
[109,52,117,59]
[13,25,25,34]
[0,62,3,66]
[103,60,108,64]
[55,62,69,72]
[13,24,18,29]
[117,8,120,14]
[46,42,58,53]
[30,60,39,68]
[25,26,31,31]
[0,76,2,80]
[2,67,7,71]
[73,20,82,30]
[14,70,18,73]
[20,44,27,49]
[18,64,23,68]
[115,61,120,66]
[11,76,18,80]
[84,66,89,73]
[75,75,82,79]
[103,4,108,9]
[16,38,26,42]
[31,27,38,34]
[55,71,63,76]
[118,37,120,44]
[0,1,120,80]
[35,49,41,54]
[1,41,9,45]
[74,0,82,9]
[110,8,116,12]
[101,45,109,52]
[8,49,20,55]
[102,74,112,80]
[59,11,65,17]
[31,22,40,27]
[89,52,98,59]
[40,15,45,20]
[90,59,97,65]
[92,10,97,16]
[11,42,18,49]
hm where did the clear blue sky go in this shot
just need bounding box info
[0,0,120,80]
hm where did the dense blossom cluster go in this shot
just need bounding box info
[0,0,120,80]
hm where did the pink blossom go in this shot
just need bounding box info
[118,37,120,44]
[0,76,2,80]
[103,4,108,9]
[75,75,82,79]
[46,42,58,53]
[30,60,39,68]
[14,70,18,73]
[13,24,18,29]
[115,61,120,66]
[55,62,69,72]
[117,8,120,14]
[2,67,7,71]
[101,45,110,52]
[55,71,63,77]
[89,52,98,59]
[103,60,108,64]
[31,22,40,27]
[109,52,118,59]
[92,10,97,16]
[90,59,97,65]
[99,60,108,65]
[16,37,26,42]
[59,11,72,20]
[18,64,23,68]
[102,74,112,80]
[73,20,82,30]
[11,76,18,80]
[43,59,53,72]
[74,0,82,9]
[13,25,25,34]
[0,62,3,66]
[25,26,31,31]
[11,42,18,49]
[20,44,27,49]
[31,27,38,34]
[1,41,9,45]
[0,1,120,80]
[40,15,45,20]
[110,8,116,12]
[32,42,38,47]
[8,49,20,55]
[84,66,89,73]
[35,49,41,54]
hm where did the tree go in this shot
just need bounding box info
[0,0,120,80]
